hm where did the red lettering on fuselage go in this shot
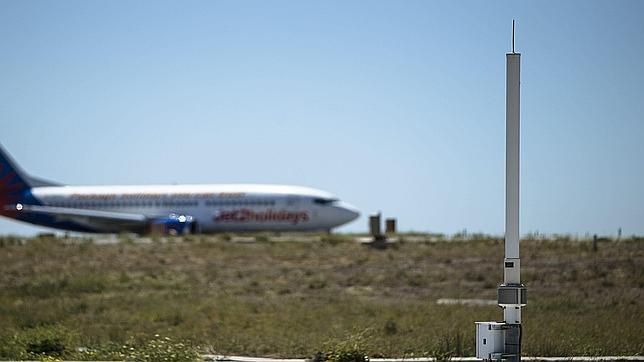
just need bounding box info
[214,209,309,224]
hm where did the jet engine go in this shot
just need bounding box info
[149,214,199,235]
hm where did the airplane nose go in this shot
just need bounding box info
[335,201,360,224]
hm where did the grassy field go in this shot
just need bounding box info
[0,233,642,360]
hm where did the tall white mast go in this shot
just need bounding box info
[504,24,522,324]
[476,21,527,362]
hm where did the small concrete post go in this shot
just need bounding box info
[369,213,381,237]
[593,234,598,252]
[385,218,397,234]
[368,212,387,248]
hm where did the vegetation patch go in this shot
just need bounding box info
[0,234,642,359]
[123,334,200,362]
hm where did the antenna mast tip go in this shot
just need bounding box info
[512,20,516,54]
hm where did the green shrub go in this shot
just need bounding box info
[27,337,66,357]
[428,349,453,362]
[0,325,78,360]
[426,331,463,361]
[323,330,371,362]
[0,330,199,361]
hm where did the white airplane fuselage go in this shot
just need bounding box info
[28,184,360,233]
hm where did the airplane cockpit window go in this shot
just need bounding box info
[313,198,338,206]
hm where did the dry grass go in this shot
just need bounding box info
[0,233,642,359]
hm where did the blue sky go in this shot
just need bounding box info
[1,1,643,236]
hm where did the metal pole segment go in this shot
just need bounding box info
[505,53,521,264]
[512,20,515,53]
[504,54,522,319]
[503,51,522,362]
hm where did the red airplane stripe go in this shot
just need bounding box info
[0,171,17,186]
[0,172,22,186]
[2,183,24,192]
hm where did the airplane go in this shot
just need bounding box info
[0,144,360,235]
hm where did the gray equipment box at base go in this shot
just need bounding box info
[476,322,505,360]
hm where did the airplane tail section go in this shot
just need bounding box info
[0,144,32,200]
[0,143,61,211]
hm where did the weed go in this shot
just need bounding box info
[323,330,371,362]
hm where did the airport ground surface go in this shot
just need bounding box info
[0,233,642,360]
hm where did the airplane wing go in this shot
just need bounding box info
[6,203,196,234]
[11,204,149,231]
